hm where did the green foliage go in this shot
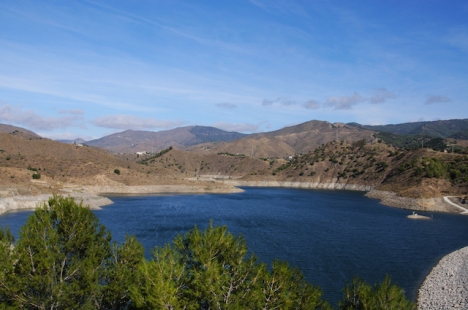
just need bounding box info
[422,157,446,178]
[352,139,367,148]
[138,146,173,165]
[32,173,41,179]
[339,275,415,310]
[27,166,38,172]
[0,195,144,309]
[114,168,121,175]
[130,222,331,310]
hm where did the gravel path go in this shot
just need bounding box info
[418,246,468,309]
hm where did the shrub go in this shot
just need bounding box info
[32,173,41,179]
[114,169,120,175]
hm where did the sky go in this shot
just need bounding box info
[0,0,467,140]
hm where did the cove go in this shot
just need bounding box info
[1,187,468,304]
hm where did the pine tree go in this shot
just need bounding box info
[130,222,331,310]
[339,275,415,310]
[0,195,144,309]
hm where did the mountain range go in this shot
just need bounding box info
[85,126,246,153]
[2,118,468,156]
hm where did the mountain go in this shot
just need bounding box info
[353,119,468,138]
[188,120,376,158]
[86,126,246,153]
[0,124,41,138]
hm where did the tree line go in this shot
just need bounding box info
[0,196,415,309]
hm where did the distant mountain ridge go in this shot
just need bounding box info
[190,120,375,158]
[352,119,468,138]
[85,126,246,153]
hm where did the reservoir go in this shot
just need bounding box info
[1,187,468,304]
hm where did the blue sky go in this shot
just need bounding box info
[0,0,467,140]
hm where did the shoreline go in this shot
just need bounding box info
[418,246,468,309]
[0,180,465,215]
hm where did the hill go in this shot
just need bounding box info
[0,133,235,196]
[355,119,468,138]
[188,120,375,158]
[0,124,41,139]
[85,126,246,153]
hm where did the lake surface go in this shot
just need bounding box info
[1,187,468,304]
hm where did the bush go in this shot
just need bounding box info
[32,173,41,179]
[114,169,120,175]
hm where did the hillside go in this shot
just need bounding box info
[86,126,246,153]
[0,124,41,139]
[0,133,235,196]
[356,119,468,138]
[188,120,375,158]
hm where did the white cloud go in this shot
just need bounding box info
[262,97,296,106]
[324,89,396,110]
[303,99,320,110]
[326,92,364,110]
[211,121,261,133]
[93,114,186,130]
[215,102,237,109]
[58,109,84,115]
[425,95,452,105]
[0,103,84,131]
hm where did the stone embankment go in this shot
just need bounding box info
[418,246,468,309]
[222,180,373,191]
[0,193,113,215]
[0,183,243,215]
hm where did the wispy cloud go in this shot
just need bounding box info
[93,114,186,130]
[425,95,452,105]
[0,103,84,131]
[262,97,296,106]
[326,92,365,110]
[58,109,84,115]
[325,89,396,110]
[215,102,237,109]
[446,27,468,53]
[303,99,320,110]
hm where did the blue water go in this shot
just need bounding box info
[1,187,468,304]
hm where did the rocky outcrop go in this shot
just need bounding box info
[418,247,468,309]
[0,193,113,215]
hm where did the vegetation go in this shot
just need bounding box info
[114,168,121,175]
[375,132,467,153]
[339,275,415,310]
[0,195,143,308]
[138,146,173,165]
[397,156,468,183]
[0,196,415,309]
